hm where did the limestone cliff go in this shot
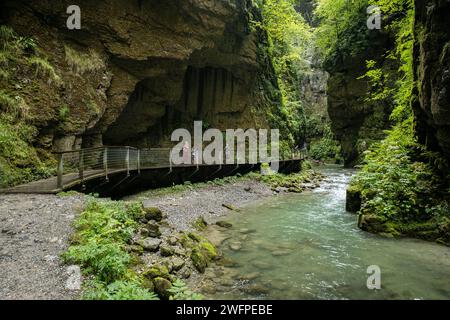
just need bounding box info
[0,0,279,153]
[413,0,450,161]
[325,35,395,167]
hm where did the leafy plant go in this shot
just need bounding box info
[168,279,203,300]
[83,279,159,300]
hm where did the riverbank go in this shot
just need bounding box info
[0,168,323,300]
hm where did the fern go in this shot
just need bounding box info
[168,279,203,300]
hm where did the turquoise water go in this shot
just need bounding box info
[206,167,450,300]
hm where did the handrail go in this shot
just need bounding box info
[52,145,138,154]
[52,145,306,190]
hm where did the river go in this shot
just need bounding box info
[202,166,450,300]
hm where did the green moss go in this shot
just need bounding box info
[191,247,208,273]
[27,56,60,84]
[56,190,80,197]
[200,241,217,260]
[143,264,170,280]
[64,45,105,74]
[187,232,204,243]
[143,206,163,221]
[192,216,207,231]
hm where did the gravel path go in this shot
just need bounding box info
[0,194,85,300]
[126,179,275,231]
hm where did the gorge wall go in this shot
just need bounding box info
[0,0,279,153]
[413,0,450,161]
[325,30,396,167]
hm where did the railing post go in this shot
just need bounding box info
[79,150,84,182]
[169,149,173,173]
[137,149,141,174]
[126,147,130,176]
[104,147,109,181]
[57,153,63,189]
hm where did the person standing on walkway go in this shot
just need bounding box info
[182,141,190,164]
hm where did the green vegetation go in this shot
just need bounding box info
[58,104,70,122]
[308,124,341,162]
[315,0,370,69]
[258,161,323,192]
[253,0,313,153]
[63,198,205,299]
[27,56,60,84]
[0,25,56,187]
[168,279,203,300]
[64,45,105,74]
[329,0,450,242]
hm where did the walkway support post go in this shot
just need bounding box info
[137,149,141,174]
[126,147,130,177]
[79,150,84,182]
[57,153,63,189]
[104,147,109,181]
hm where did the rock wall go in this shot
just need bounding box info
[1,0,279,151]
[413,0,450,161]
[326,33,395,167]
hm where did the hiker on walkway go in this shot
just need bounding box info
[182,141,190,164]
[192,147,199,165]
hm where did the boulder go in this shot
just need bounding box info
[143,264,170,279]
[153,277,172,300]
[216,221,233,228]
[160,244,175,257]
[144,207,163,222]
[191,247,208,273]
[146,221,161,238]
[346,185,361,213]
[140,237,161,252]
[169,256,185,271]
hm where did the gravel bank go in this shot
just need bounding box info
[125,179,276,231]
[0,194,85,300]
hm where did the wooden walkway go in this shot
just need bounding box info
[0,146,306,194]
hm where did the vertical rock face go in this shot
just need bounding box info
[1,0,279,150]
[413,0,450,160]
[324,23,398,168]
[326,52,394,167]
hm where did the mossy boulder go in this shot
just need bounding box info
[346,185,362,213]
[159,244,175,257]
[192,216,208,230]
[139,237,162,252]
[169,256,185,271]
[153,277,172,300]
[146,221,161,238]
[143,264,170,279]
[128,244,144,255]
[187,232,204,243]
[144,206,163,222]
[182,232,218,273]
[200,240,217,260]
[191,247,209,273]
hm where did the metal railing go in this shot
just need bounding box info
[53,146,307,189]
